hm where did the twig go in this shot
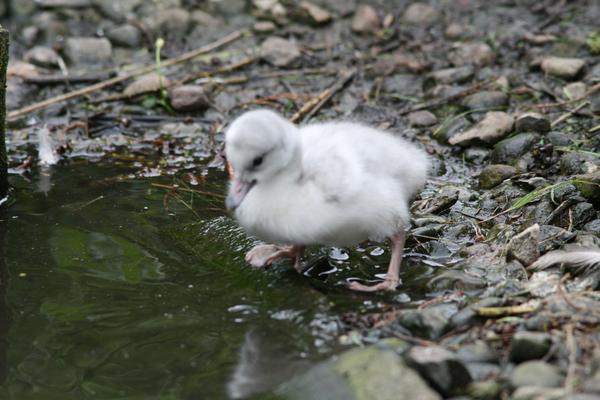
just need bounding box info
[8,30,246,121]
[477,304,537,317]
[290,68,356,123]
[24,72,116,85]
[151,182,225,199]
[550,101,590,127]
[72,195,105,211]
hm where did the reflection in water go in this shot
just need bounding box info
[228,327,309,399]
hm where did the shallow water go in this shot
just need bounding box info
[1,161,443,399]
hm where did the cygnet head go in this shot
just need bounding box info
[225,109,299,210]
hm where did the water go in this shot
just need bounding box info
[1,160,442,399]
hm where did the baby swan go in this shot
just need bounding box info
[225,109,429,292]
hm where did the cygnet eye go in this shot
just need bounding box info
[252,156,263,167]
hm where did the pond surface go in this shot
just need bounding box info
[0,159,443,399]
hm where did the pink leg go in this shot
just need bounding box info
[348,231,406,292]
[265,245,305,272]
[245,244,305,271]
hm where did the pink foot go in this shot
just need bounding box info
[245,244,306,271]
[348,278,400,292]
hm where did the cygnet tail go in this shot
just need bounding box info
[529,250,600,273]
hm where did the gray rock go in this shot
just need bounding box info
[433,116,470,144]
[106,24,142,48]
[24,46,61,68]
[407,346,472,397]
[168,85,211,112]
[467,380,503,399]
[571,202,596,228]
[21,26,39,46]
[445,22,464,39]
[464,363,502,381]
[408,110,438,127]
[456,341,498,364]
[94,0,142,21]
[396,305,456,340]
[509,331,552,363]
[261,37,301,67]
[253,21,277,33]
[479,164,517,189]
[298,1,332,25]
[541,57,586,79]
[573,172,600,206]
[510,361,563,388]
[428,66,474,85]
[213,0,246,16]
[63,37,112,65]
[510,386,566,400]
[449,111,514,146]
[515,112,551,133]
[546,131,573,146]
[591,91,600,115]
[277,345,442,400]
[448,42,495,67]
[560,151,588,175]
[583,369,600,393]
[352,4,380,33]
[538,225,576,253]
[462,91,509,110]
[491,133,540,165]
[507,224,541,266]
[564,81,587,100]
[191,10,223,28]
[584,219,600,235]
[148,8,191,36]
[465,147,490,163]
[448,297,503,330]
[401,2,439,25]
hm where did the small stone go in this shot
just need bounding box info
[515,112,551,133]
[401,2,439,25]
[510,361,563,388]
[298,1,332,25]
[541,57,586,79]
[106,24,142,48]
[407,346,472,397]
[571,202,596,228]
[429,65,474,85]
[94,0,142,21]
[590,91,600,114]
[124,73,170,97]
[168,85,210,112]
[396,306,453,340]
[479,164,517,189]
[573,172,600,206]
[511,386,566,400]
[408,110,438,127]
[253,21,276,32]
[456,341,498,364]
[63,37,112,65]
[491,133,540,165]
[509,331,552,363]
[564,82,587,100]
[465,147,489,164]
[449,111,514,146]
[37,0,91,7]
[148,8,191,36]
[448,42,495,67]
[584,219,600,235]
[507,224,540,266]
[560,152,588,175]
[24,46,61,68]
[191,10,223,28]
[546,131,573,147]
[352,4,380,33]
[462,91,509,110]
[260,37,301,67]
[448,298,503,330]
[253,0,287,21]
[21,26,40,47]
[445,22,464,39]
[494,76,510,92]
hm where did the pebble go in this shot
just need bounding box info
[407,346,472,397]
[571,202,596,228]
[448,297,503,330]
[490,133,540,165]
[563,82,587,100]
[352,4,380,33]
[260,36,301,67]
[124,73,170,97]
[514,112,550,133]
[449,111,514,146]
[509,331,552,363]
[456,341,498,364]
[149,8,191,36]
[448,42,495,67]
[168,85,211,112]
[479,164,517,189]
[401,2,439,25]
[506,224,540,266]
[429,66,474,85]
[94,0,142,21]
[510,361,563,388]
[37,0,91,7]
[560,152,587,175]
[445,22,464,39]
[464,147,490,164]
[546,131,573,146]
[106,24,142,48]
[24,46,61,68]
[63,37,112,65]
[462,91,509,110]
[191,10,223,28]
[583,219,600,235]
[396,306,453,340]
[299,1,332,25]
[253,21,276,33]
[541,57,586,79]
[408,110,438,127]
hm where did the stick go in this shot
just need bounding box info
[290,68,356,123]
[550,101,589,127]
[477,304,538,317]
[8,30,246,121]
